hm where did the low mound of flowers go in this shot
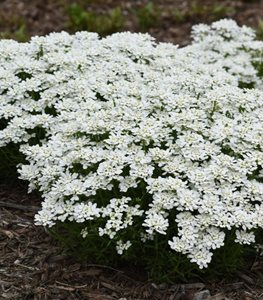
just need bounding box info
[0,19,262,273]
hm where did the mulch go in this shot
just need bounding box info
[1,180,263,300]
[1,0,263,299]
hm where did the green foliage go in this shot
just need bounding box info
[210,4,235,20]
[135,2,160,31]
[190,2,207,16]
[0,114,47,180]
[0,143,26,180]
[49,222,260,283]
[0,14,29,42]
[49,222,120,265]
[12,24,29,42]
[238,81,255,89]
[172,3,234,25]
[189,2,234,21]
[255,61,263,80]
[172,9,186,23]
[252,49,263,80]
[257,20,263,40]
[66,3,124,35]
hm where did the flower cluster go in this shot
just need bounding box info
[188,19,263,88]
[0,20,262,269]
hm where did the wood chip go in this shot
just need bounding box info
[237,272,255,285]
[101,281,121,292]
[193,290,211,300]
[0,200,40,212]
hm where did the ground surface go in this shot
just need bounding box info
[1,180,263,299]
[0,0,262,44]
[1,0,263,299]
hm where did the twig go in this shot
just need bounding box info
[85,263,138,282]
[86,264,124,274]
[14,262,39,271]
[0,200,40,212]
[55,281,87,289]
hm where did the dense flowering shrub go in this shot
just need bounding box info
[0,19,262,271]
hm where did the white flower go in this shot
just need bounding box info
[235,230,255,245]
[116,240,132,255]
[80,227,88,238]
[72,202,100,223]
[143,212,169,235]
[0,19,262,269]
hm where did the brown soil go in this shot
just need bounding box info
[1,1,263,299]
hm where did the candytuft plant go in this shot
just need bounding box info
[0,20,262,281]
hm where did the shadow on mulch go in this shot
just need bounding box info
[0,180,263,300]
